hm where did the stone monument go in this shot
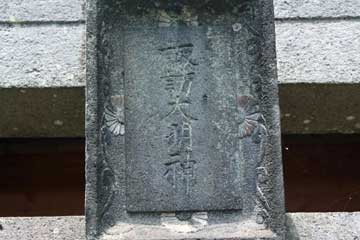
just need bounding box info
[86,0,285,239]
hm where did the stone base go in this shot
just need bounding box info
[100,219,278,240]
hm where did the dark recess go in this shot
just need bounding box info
[0,135,359,216]
[283,134,360,212]
[0,138,85,216]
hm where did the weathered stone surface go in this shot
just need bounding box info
[276,20,360,84]
[2,0,360,23]
[86,0,284,239]
[0,24,85,88]
[0,217,85,240]
[286,212,360,240]
[0,0,84,22]
[274,0,360,19]
[124,23,243,214]
[1,213,359,240]
[3,20,360,88]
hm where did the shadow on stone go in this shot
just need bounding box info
[285,214,300,240]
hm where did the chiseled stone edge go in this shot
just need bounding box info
[0,213,359,240]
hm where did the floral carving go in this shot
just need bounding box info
[236,95,270,227]
[236,95,265,139]
[255,167,271,226]
[105,95,125,136]
[99,98,118,229]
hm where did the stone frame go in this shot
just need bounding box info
[86,0,285,239]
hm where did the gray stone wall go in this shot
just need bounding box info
[1,213,360,240]
[2,0,360,87]
[0,0,84,22]
[0,25,84,88]
[1,0,360,136]
[0,1,360,238]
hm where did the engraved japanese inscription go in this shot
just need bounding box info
[86,0,285,239]
[160,43,198,195]
[124,22,253,212]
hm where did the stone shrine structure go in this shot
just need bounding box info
[86,0,285,239]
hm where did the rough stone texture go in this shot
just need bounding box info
[0,217,85,240]
[274,0,360,19]
[276,20,360,84]
[2,0,360,22]
[3,20,360,88]
[286,212,360,240]
[0,0,85,22]
[0,213,359,240]
[0,24,85,88]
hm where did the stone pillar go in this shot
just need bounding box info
[86,1,285,239]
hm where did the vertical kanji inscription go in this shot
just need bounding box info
[160,43,198,195]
